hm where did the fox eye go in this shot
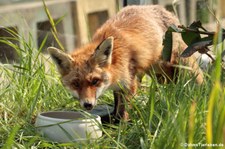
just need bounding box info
[91,78,100,86]
[72,80,80,89]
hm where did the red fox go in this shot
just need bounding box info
[48,5,203,120]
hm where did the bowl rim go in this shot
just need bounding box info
[36,111,101,123]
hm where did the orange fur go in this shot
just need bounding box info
[48,5,204,121]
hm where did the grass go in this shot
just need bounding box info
[0,29,224,149]
[0,7,225,149]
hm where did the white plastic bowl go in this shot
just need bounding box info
[35,111,102,143]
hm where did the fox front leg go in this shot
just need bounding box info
[113,76,138,122]
[113,91,129,122]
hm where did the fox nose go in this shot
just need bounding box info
[83,102,93,110]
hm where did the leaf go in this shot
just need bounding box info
[189,21,202,29]
[168,24,182,33]
[199,35,214,42]
[181,21,203,46]
[181,31,201,46]
[162,25,183,61]
[181,40,212,57]
[162,27,173,61]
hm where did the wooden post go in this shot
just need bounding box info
[189,0,197,23]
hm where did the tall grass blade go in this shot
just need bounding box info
[188,101,196,149]
[42,0,56,33]
[26,81,42,122]
[2,125,20,149]
[42,0,65,50]
[206,27,224,148]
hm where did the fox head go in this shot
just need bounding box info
[48,37,114,110]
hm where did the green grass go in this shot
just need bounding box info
[0,28,224,149]
[0,9,225,149]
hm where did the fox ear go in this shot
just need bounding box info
[93,37,113,67]
[47,47,73,75]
